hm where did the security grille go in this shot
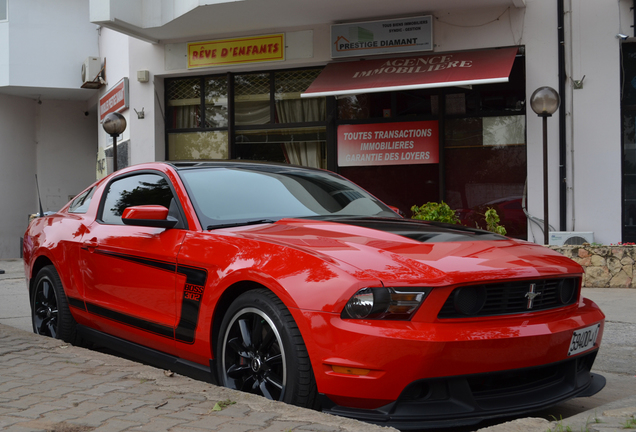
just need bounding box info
[275,69,322,96]
[167,78,201,103]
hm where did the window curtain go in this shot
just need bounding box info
[275,98,326,168]
[172,105,199,129]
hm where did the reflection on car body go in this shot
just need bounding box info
[23,161,605,430]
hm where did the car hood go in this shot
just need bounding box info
[227,218,582,286]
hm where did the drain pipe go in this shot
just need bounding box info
[558,0,567,231]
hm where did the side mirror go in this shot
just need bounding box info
[122,205,178,228]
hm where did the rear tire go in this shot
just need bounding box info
[217,289,319,408]
[31,265,80,344]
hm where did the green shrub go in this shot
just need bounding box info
[411,202,460,224]
[484,207,507,236]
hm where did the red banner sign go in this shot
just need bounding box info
[338,121,439,167]
[99,78,129,121]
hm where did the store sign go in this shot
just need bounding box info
[338,121,439,167]
[187,34,284,69]
[99,78,129,122]
[331,16,432,59]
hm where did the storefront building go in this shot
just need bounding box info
[1,0,630,258]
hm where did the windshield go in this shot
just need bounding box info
[177,166,399,228]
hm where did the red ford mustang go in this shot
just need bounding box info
[23,161,605,430]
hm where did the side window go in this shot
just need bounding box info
[68,187,95,214]
[100,173,175,225]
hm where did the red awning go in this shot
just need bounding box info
[301,47,518,98]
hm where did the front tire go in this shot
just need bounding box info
[217,289,318,408]
[31,265,80,344]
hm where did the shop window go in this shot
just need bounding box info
[338,93,392,120]
[205,76,228,128]
[340,165,439,216]
[396,91,438,117]
[0,0,6,21]
[234,69,327,168]
[235,73,271,125]
[166,68,327,168]
[166,78,202,129]
[235,126,326,166]
[444,116,527,239]
[622,43,636,242]
[168,131,228,160]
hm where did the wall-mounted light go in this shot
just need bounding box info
[617,34,629,40]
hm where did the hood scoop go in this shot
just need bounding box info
[334,218,506,243]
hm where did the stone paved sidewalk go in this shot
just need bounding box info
[0,324,396,432]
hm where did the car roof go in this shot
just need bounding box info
[167,160,327,174]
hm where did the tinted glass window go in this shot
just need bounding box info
[68,187,95,214]
[101,174,174,225]
[178,166,398,228]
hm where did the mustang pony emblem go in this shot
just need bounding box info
[525,283,542,309]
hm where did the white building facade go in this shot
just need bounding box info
[0,0,632,258]
[0,0,100,258]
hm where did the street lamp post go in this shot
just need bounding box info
[102,112,127,173]
[530,86,560,245]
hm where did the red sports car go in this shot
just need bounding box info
[23,161,605,430]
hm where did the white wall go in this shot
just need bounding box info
[96,27,130,174]
[35,100,98,212]
[0,21,8,87]
[0,94,36,258]
[567,0,622,243]
[7,0,99,90]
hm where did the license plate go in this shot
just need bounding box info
[568,323,600,356]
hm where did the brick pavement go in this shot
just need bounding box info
[0,324,396,432]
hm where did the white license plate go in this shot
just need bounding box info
[568,323,601,356]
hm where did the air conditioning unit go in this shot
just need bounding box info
[81,57,101,83]
[549,231,594,246]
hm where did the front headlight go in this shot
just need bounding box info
[341,287,431,320]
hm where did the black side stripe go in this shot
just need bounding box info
[67,296,86,311]
[79,250,208,343]
[85,301,175,338]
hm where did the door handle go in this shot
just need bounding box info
[81,238,98,252]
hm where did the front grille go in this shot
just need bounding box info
[438,278,580,318]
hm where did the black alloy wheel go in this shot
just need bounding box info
[217,289,318,408]
[31,265,79,343]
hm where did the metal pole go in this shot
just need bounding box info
[112,134,118,172]
[543,115,549,245]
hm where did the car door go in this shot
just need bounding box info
[80,171,187,353]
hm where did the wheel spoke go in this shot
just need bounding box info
[259,380,274,399]
[46,318,57,338]
[227,337,250,358]
[237,318,253,348]
[264,352,282,367]
[264,373,283,390]
[42,281,53,303]
[259,323,276,353]
[251,316,263,348]
[33,315,46,335]
[226,362,251,378]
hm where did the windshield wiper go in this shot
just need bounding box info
[207,219,275,230]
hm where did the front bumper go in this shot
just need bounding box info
[320,350,605,430]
